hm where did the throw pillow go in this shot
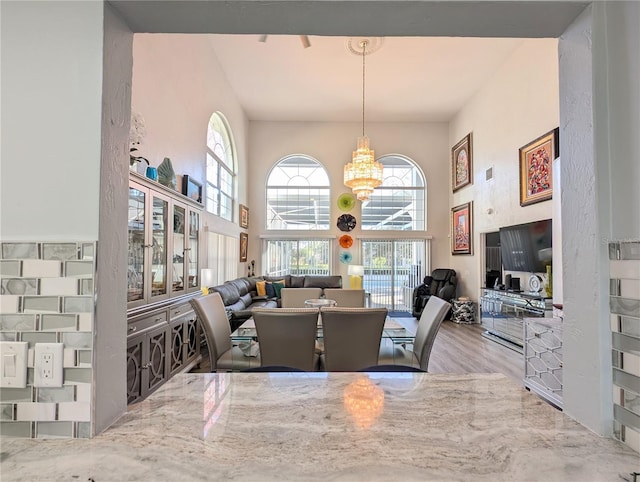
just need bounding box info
[272,280,285,298]
[265,282,276,298]
[256,280,267,296]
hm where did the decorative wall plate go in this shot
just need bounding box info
[337,193,356,212]
[528,274,543,292]
[339,251,353,264]
[339,235,353,248]
[337,214,357,232]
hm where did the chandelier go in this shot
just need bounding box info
[344,39,384,201]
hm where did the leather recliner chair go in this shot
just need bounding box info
[412,268,457,318]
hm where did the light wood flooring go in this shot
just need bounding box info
[193,319,524,384]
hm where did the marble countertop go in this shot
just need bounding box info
[2,372,638,481]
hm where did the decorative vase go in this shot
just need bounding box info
[158,157,177,190]
[545,265,553,297]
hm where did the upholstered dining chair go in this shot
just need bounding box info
[252,308,320,371]
[280,287,323,308]
[378,296,451,371]
[323,289,366,307]
[190,292,260,371]
[320,307,388,371]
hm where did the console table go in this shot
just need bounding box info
[479,288,552,353]
[524,317,563,408]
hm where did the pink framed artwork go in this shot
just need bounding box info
[451,202,473,255]
[519,128,559,206]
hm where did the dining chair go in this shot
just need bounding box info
[322,289,366,307]
[190,292,260,371]
[252,308,320,371]
[378,296,451,371]
[320,307,388,371]
[280,287,322,308]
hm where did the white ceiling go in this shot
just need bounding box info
[207,35,526,123]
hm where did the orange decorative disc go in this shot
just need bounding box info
[339,235,353,248]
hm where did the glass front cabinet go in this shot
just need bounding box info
[128,177,202,308]
[127,173,203,404]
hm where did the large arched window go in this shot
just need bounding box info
[206,112,236,221]
[361,155,426,230]
[266,155,330,230]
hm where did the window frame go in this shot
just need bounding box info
[205,112,236,221]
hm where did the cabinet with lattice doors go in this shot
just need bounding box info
[168,302,201,377]
[524,317,563,409]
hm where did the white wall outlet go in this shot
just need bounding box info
[0,342,28,388]
[34,343,64,387]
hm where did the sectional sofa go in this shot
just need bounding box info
[209,274,342,329]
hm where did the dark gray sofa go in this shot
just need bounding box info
[209,275,342,329]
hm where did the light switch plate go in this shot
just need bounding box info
[0,341,28,388]
[34,343,64,387]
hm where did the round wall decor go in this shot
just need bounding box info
[339,251,353,264]
[337,193,357,212]
[337,214,357,232]
[339,235,353,248]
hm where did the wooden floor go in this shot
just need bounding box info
[193,319,524,384]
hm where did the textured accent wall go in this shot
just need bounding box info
[0,241,95,438]
[610,241,640,453]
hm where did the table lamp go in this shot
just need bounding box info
[348,265,364,289]
[201,268,215,295]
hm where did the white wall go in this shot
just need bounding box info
[131,34,250,242]
[248,121,450,277]
[448,39,559,299]
[1,1,104,240]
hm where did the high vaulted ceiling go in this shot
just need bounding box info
[206,35,525,122]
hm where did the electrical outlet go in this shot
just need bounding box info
[34,343,64,387]
[0,342,28,388]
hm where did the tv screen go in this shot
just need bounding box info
[499,219,552,273]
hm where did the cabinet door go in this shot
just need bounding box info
[145,324,170,396]
[169,318,187,376]
[171,203,187,296]
[149,192,170,303]
[186,208,200,292]
[128,183,148,307]
[126,334,145,404]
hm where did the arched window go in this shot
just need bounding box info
[266,155,330,230]
[206,112,236,221]
[361,155,426,230]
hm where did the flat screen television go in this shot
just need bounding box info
[499,219,552,273]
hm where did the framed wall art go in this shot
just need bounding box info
[239,232,248,262]
[519,127,559,206]
[239,204,249,229]
[452,133,473,192]
[451,201,473,255]
[182,175,203,204]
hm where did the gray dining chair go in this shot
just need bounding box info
[190,292,260,371]
[323,289,366,307]
[319,307,388,371]
[252,308,320,371]
[280,287,323,308]
[378,296,451,371]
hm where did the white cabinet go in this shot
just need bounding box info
[524,317,563,408]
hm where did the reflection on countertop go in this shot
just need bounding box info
[2,372,638,481]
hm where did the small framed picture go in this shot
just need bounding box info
[239,204,249,229]
[519,127,559,206]
[182,175,203,204]
[239,232,248,262]
[452,133,473,192]
[451,202,473,255]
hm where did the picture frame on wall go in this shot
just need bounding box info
[451,133,473,192]
[239,232,248,262]
[239,204,249,229]
[182,175,203,204]
[451,201,473,255]
[519,127,559,206]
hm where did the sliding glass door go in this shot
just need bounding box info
[362,239,428,312]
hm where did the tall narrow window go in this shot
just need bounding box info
[361,155,426,230]
[206,112,236,221]
[266,155,330,230]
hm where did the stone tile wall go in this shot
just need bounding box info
[609,241,640,453]
[0,241,95,438]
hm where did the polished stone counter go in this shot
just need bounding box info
[2,373,638,481]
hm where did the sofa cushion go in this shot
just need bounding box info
[211,283,240,305]
[239,292,253,307]
[264,275,291,286]
[229,278,250,296]
[256,281,267,296]
[265,282,276,298]
[290,275,305,288]
[304,275,342,289]
[271,280,285,298]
